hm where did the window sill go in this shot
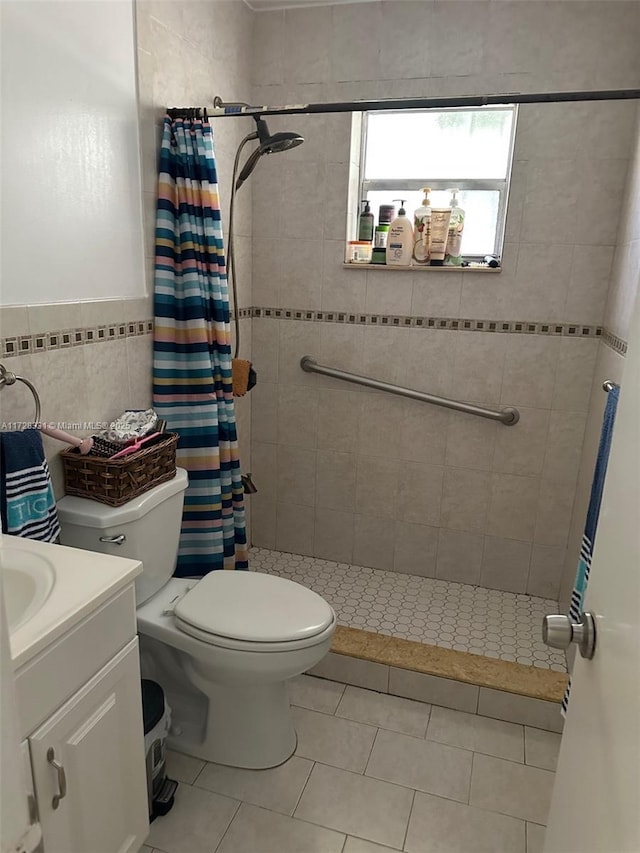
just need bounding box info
[343,263,501,273]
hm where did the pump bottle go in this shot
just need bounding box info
[358,200,374,242]
[386,200,414,266]
[412,187,432,265]
[445,189,465,266]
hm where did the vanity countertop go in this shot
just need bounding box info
[1,534,141,669]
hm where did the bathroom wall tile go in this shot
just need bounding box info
[477,688,564,733]
[330,3,381,83]
[292,706,377,773]
[514,103,581,161]
[314,507,355,564]
[323,165,350,243]
[250,442,277,498]
[552,338,599,413]
[277,446,316,506]
[397,400,448,466]
[534,480,576,548]
[564,245,613,325]
[405,792,526,853]
[427,706,524,763]
[501,335,560,410]
[509,244,572,323]
[451,331,507,406]
[366,728,473,803]
[492,408,550,477]
[336,685,431,738]
[316,450,356,510]
[431,0,488,77]
[361,326,404,386]
[397,462,444,527]
[353,514,395,572]
[411,273,462,318]
[308,653,389,693]
[574,157,629,246]
[441,467,491,533]
[283,6,331,84]
[379,0,433,79]
[252,318,279,383]
[317,388,362,454]
[486,473,539,542]
[147,783,239,853]
[357,393,401,458]
[249,498,276,549]
[520,159,579,245]
[295,763,413,850]
[279,240,323,310]
[472,755,554,829]
[275,502,315,556]
[252,238,282,304]
[318,322,365,386]
[526,822,546,853]
[27,302,82,336]
[527,545,565,600]
[524,727,562,772]
[399,328,456,398]
[445,409,498,472]
[365,272,413,317]
[436,529,484,585]
[196,756,313,816]
[1,354,34,426]
[277,384,318,449]
[393,522,438,578]
[322,241,367,312]
[278,319,321,387]
[218,802,344,853]
[253,166,284,241]
[0,306,30,337]
[125,335,153,409]
[388,667,479,715]
[250,9,283,85]
[480,536,532,594]
[283,162,327,241]
[288,674,346,714]
[251,382,278,445]
[542,411,587,484]
[356,456,398,520]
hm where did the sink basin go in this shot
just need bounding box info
[1,548,55,632]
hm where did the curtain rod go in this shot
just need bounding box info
[208,88,640,117]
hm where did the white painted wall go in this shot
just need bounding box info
[0,0,145,305]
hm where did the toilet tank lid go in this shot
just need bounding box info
[57,467,189,528]
[176,571,335,643]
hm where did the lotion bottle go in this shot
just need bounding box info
[386,199,414,266]
[358,199,374,242]
[445,188,465,266]
[412,187,432,265]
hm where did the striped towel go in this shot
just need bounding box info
[562,385,620,715]
[0,430,61,542]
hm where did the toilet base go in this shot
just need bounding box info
[169,679,298,769]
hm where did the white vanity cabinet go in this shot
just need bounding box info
[13,578,149,853]
[28,640,148,853]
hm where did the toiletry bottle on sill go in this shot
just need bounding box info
[444,188,465,266]
[386,200,413,266]
[412,187,432,265]
[358,199,374,242]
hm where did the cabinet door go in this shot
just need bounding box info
[29,639,149,853]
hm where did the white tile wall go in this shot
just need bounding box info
[249,1,639,597]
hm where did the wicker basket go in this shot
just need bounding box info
[61,433,179,507]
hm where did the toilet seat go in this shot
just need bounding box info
[173,570,336,650]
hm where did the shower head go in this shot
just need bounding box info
[235,117,304,190]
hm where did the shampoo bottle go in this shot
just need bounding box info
[445,189,465,266]
[412,187,432,265]
[386,200,414,266]
[358,199,374,242]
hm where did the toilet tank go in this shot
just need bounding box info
[57,468,189,605]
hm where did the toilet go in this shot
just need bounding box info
[56,468,336,769]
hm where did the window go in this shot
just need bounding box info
[359,106,517,259]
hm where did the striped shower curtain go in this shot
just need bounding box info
[153,115,248,576]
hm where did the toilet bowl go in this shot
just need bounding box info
[57,469,336,769]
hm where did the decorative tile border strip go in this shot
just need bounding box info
[0,308,253,360]
[601,327,628,356]
[251,306,603,339]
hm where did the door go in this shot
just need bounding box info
[28,640,148,853]
[544,291,640,851]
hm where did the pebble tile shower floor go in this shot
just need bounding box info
[252,548,567,673]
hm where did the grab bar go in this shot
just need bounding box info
[300,356,520,426]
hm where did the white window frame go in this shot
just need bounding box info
[359,106,518,259]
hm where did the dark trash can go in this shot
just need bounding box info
[141,679,178,821]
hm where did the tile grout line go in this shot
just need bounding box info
[211,796,242,853]
[402,789,418,853]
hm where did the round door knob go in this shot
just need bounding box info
[542,611,596,659]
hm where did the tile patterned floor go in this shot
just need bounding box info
[144,675,560,853]
[251,548,567,673]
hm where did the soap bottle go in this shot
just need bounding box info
[445,188,465,266]
[386,200,414,266]
[358,199,374,242]
[412,187,432,265]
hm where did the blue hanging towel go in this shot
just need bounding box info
[0,429,61,542]
[562,385,620,714]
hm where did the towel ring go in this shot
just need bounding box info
[0,363,42,426]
